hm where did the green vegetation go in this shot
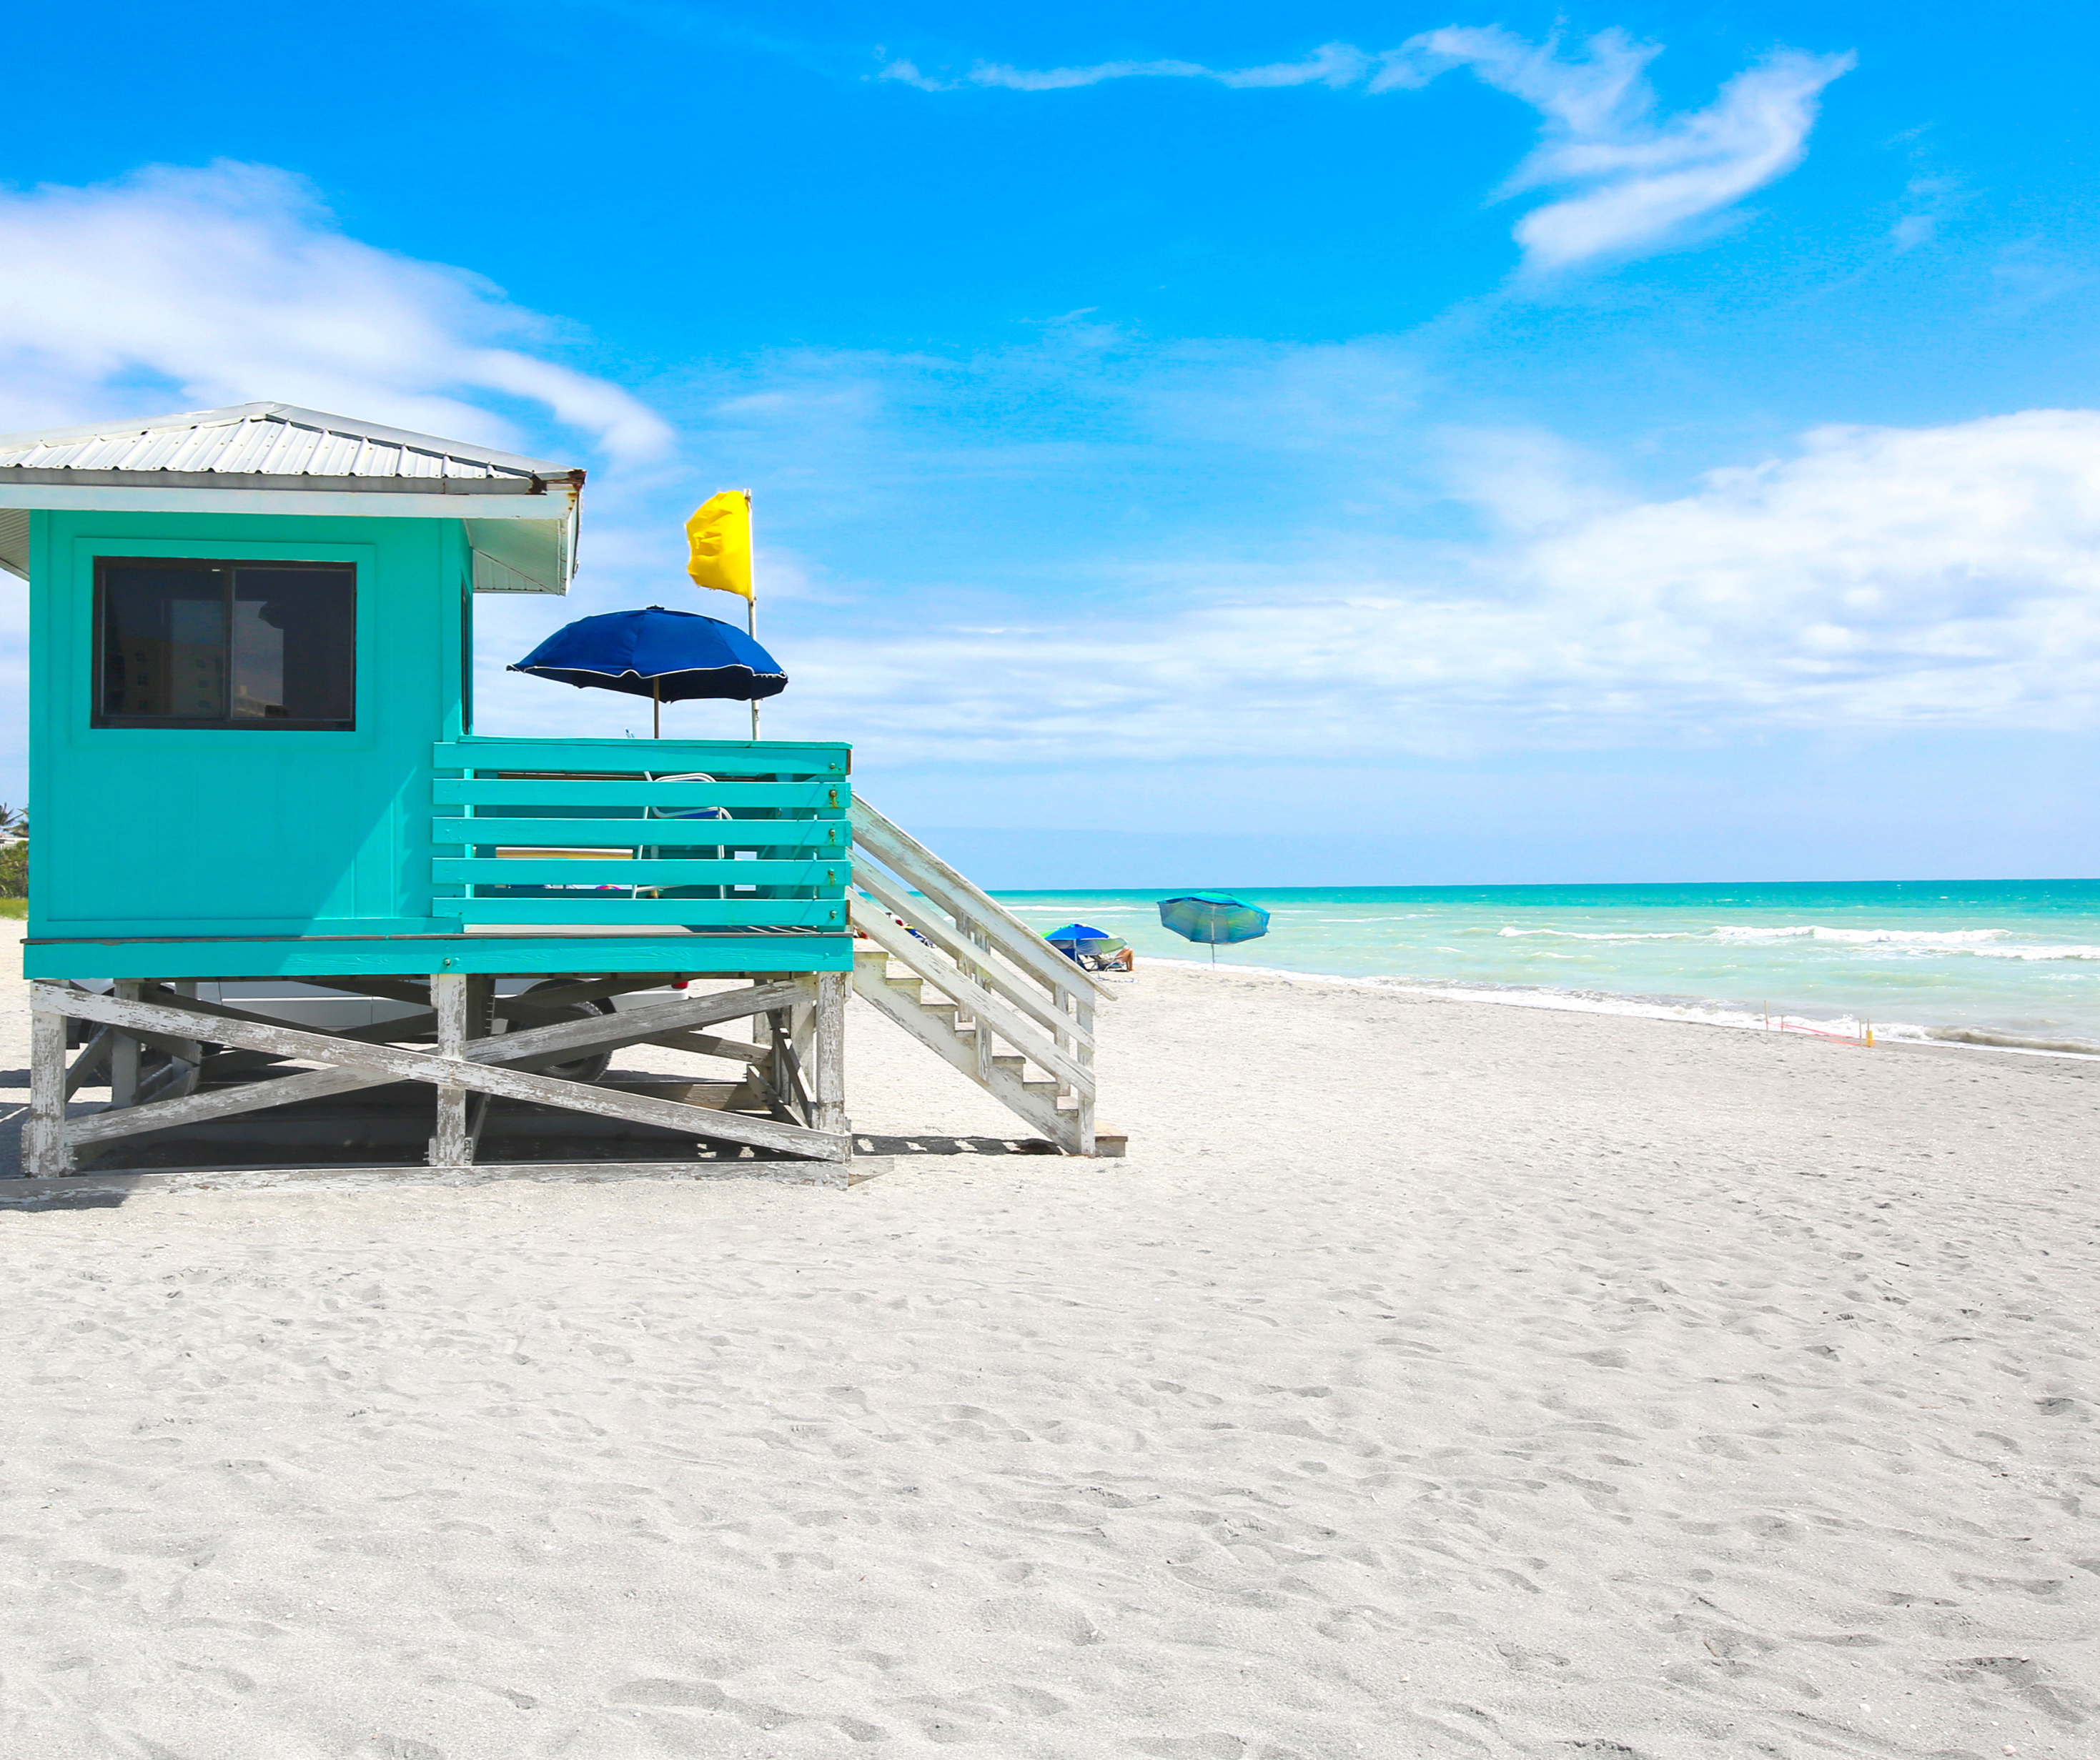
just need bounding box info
[0,898,24,919]
[0,803,26,901]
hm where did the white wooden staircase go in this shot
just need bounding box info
[848,801,1120,1155]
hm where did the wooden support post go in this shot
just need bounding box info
[790,982,815,1078]
[811,970,848,1136]
[1074,993,1098,1157]
[26,997,70,1178]
[464,975,493,1153]
[110,981,142,1108]
[765,1007,802,1123]
[430,972,472,1168]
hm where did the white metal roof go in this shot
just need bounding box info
[0,403,585,591]
[0,402,580,494]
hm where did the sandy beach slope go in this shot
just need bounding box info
[1,940,2096,1758]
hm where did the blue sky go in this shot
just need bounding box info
[4,1,2099,883]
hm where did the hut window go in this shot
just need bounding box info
[93,560,355,730]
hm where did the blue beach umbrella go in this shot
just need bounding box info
[1157,894,1269,964]
[1044,921,1127,962]
[510,605,786,735]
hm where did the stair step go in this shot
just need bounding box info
[991,1055,1025,1074]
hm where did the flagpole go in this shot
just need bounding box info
[745,488,760,741]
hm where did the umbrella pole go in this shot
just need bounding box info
[652,677,660,740]
[745,488,762,740]
[746,596,761,741]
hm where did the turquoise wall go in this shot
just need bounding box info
[29,510,470,941]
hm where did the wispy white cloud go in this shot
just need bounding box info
[0,161,671,458]
[1991,241,2098,314]
[886,41,1374,94]
[435,318,2100,766]
[1397,29,1853,267]
[758,409,2100,762]
[0,159,685,795]
[878,25,1852,268]
[1881,130,1964,254]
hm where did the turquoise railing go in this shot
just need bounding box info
[428,737,851,930]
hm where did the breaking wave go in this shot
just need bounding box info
[1496,923,2100,959]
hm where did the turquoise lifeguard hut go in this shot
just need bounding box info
[3,403,1113,1188]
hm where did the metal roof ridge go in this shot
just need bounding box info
[0,402,278,452]
[0,401,582,479]
[0,468,545,494]
[244,404,578,477]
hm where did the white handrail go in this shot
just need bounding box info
[850,902,1095,1095]
[851,860,1091,1050]
[849,802,1115,1005]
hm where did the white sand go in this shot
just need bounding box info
[1,934,2096,1757]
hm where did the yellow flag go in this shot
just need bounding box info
[685,490,753,600]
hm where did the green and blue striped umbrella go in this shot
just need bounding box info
[1157,894,1269,962]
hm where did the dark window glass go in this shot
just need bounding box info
[94,560,355,730]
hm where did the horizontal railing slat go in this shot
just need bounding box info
[434,857,843,887]
[431,817,850,849]
[434,779,848,809]
[432,899,848,926]
[435,739,847,775]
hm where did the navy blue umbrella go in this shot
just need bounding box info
[510,605,786,735]
[1044,921,1128,969]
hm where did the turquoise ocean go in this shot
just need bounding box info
[988,880,2100,1056]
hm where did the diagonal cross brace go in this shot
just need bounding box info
[107,978,798,1065]
[68,1063,405,1147]
[129,980,807,1075]
[34,982,846,1160]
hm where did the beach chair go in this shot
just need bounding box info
[638,771,732,900]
